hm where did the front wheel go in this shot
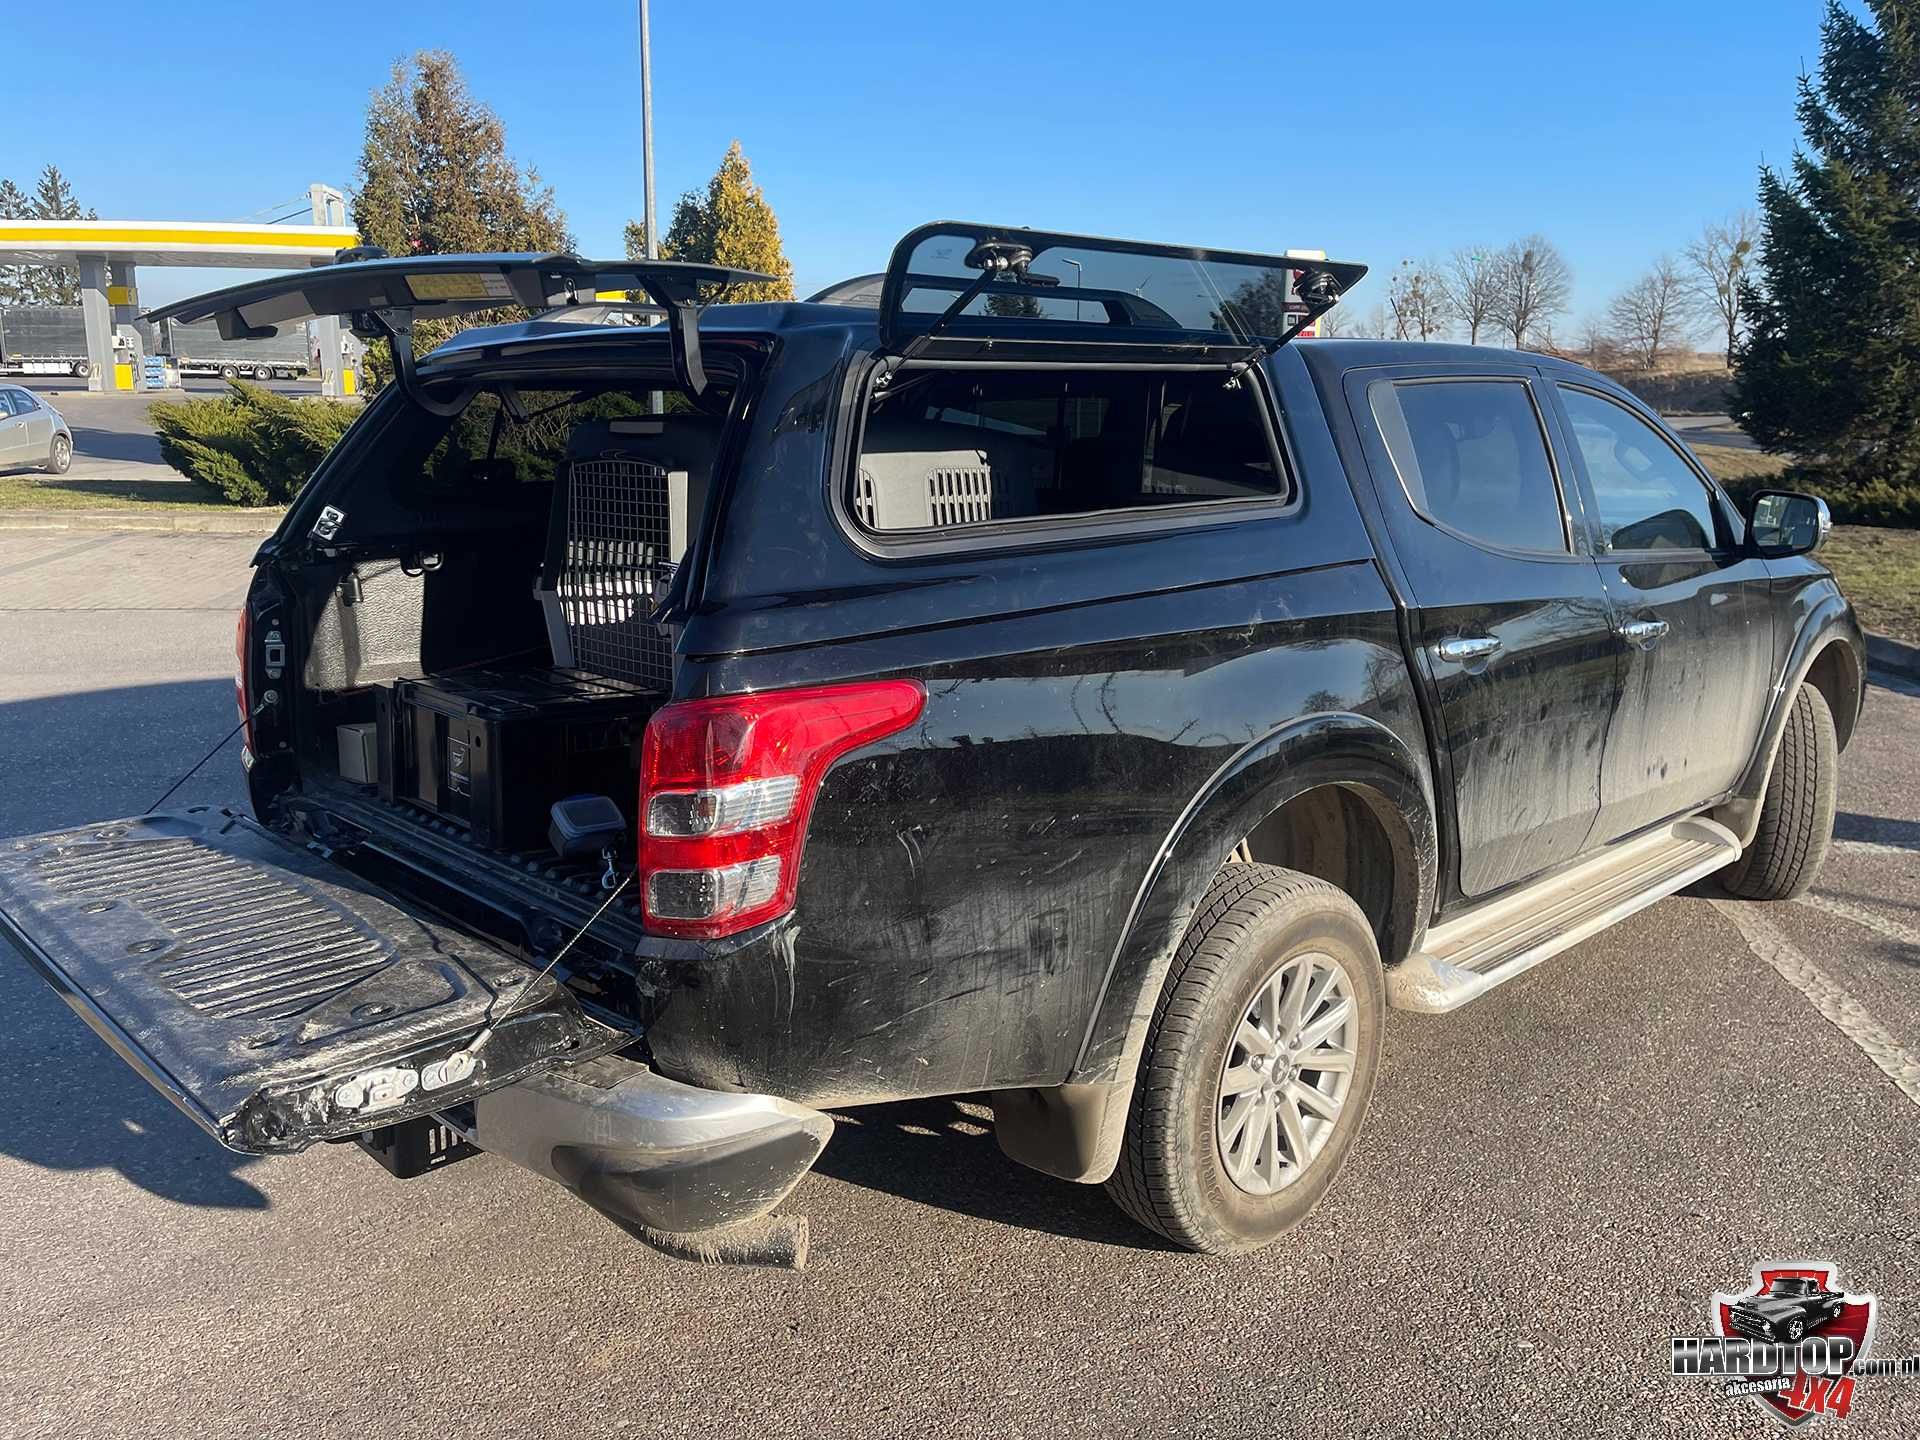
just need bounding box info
[1721,683,1837,901]
[1106,864,1384,1255]
[44,434,71,475]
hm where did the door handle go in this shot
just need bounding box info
[1433,636,1503,664]
[1618,618,1669,649]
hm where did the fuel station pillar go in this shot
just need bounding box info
[77,254,114,392]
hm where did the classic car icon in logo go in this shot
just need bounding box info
[1727,1274,1850,1345]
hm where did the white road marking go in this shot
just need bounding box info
[1799,892,1920,954]
[1710,898,1920,1106]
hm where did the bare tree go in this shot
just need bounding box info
[1577,315,1620,369]
[1353,303,1394,339]
[1442,246,1501,344]
[1387,258,1447,341]
[1683,210,1757,365]
[1489,236,1572,349]
[1607,255,1693,370]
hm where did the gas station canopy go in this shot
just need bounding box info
[0,218,359,269]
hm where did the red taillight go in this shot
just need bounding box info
[234,607,255,759]
[638,680,926,938]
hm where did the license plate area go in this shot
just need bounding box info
[0,808,621,1153]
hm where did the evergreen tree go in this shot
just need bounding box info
[1733,1,1920,493]
[0,178,31,306]
[629,142,794,302]
[350,51,572,379]
[27,165,89,305]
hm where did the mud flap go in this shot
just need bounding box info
[0,809,623,1154]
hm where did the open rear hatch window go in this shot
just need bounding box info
[0,809,620,1154]
[877,221,1366,361]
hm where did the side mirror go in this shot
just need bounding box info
[1749,490,1831,557]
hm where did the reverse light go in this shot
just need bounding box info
[638,680,926,938]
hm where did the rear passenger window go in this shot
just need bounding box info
[1369,378,1567,553]
[851,367,1284,534]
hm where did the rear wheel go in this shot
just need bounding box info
[44,434,71,475]
[220,364,239,380]
[1721,684,1837,901]
[1106,864,1384,1254]
[70,360,90,379]
[253,364,272,381]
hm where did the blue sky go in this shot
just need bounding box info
[5,0,1827,331]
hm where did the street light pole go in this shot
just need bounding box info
[639,0,657,259]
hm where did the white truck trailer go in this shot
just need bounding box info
[0,307,95,377]
[160,317,311,380]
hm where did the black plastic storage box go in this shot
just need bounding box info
[377,668,651,854]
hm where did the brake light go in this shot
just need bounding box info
[638,680,926,938]
[234,607,255,761]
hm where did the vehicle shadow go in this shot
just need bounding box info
[1835,810,1920,855]
[18,475,223,503]
[814,1095,1176,1251]
[64,425,164,466]
[0,960,269,1209]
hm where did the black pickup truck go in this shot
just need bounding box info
[0,224,1863,1258]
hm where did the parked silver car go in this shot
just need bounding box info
[0,384,72,474]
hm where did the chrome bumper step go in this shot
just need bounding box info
[1388,817,1741,1013]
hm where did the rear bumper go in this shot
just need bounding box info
[472,1053,833,1234]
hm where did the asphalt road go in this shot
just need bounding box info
[0,376,328,485]
[1,534,1917,1439]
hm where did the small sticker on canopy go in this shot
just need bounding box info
[402,272,515,302]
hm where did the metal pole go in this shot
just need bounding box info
[640,0,657,260]
[639,0,663,414]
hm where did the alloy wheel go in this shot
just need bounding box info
[1216,951,1357,1195]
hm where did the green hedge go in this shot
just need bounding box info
[150,382,359,506]
[1719,466,1920,530]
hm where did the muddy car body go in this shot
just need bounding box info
[0,226,1864,1256]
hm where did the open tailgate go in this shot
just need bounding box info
[0,808,620,1154]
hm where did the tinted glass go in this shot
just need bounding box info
[1370,379,1566,553]
[10,389,37,412]
[895,231,1319,340]
[0,390,20,416]
[855,367,1282,533]
[1560,388,1722,552]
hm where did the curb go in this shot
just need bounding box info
[1867,632,1920,681]
[0,508,282,536]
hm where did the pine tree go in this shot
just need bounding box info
[27,165,87,305]
[1733,1,1920,495]
[630,142,794,302]
[349,51,572,380]
[0,178,30,306]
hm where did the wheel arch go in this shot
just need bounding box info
[993,713,1434,1185]
[1718,592,1864,847]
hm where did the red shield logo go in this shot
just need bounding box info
[1711,1261,1878,1427]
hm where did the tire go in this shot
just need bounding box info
[253,364,271,381]
[44,434,71,475]
[1106,863,1385,1255]
[1720,684,1837,901]
[1786,1318,1806,1343]
[220,364,239,381]
[70,360,89,379]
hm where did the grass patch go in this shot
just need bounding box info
[0,470,244,512]
[1690,443,1790,484]
[1821,525,1920,645]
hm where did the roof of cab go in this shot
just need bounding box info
[421,300,879,365]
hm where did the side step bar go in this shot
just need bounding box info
[1387,817,1741,1013]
